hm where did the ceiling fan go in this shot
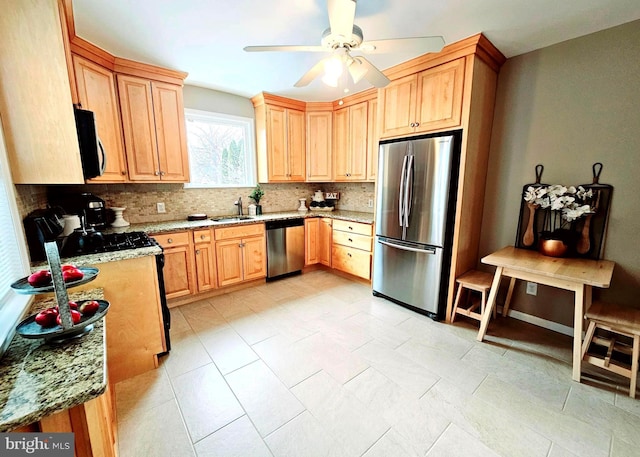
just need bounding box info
[243,0,445,90]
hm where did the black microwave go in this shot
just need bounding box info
[74,107,106,179]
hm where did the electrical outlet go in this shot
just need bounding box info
[368,199,373,208]
[526,281,537,295]
[156,202,166,213]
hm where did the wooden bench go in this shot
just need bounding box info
[581,301,640,398]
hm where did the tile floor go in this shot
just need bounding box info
[115,271,640,457]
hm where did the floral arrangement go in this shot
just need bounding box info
[523,184,594,233]
[248,184,264,205]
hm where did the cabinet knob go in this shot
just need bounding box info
[200,235,205,240]
[410,122,416,127]
[348,238,353,242]
[348,226,353,230]
[121,171,127,175]
[160,171,166,176]
[155,171,161,176]
[239,243,245,248]
[347,253,352,257]
[167,238,173,244]
[415,122,420,127]
[196,249,200,255]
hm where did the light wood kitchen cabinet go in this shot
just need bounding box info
[73,55,128,182]
[331,220,373,280]
[193,228,217,292]
[333,102,368,181]
[305,217,333,266]
[306,104,333,181]
[215,223,266,287]
[366,99,379,181]
[319,217,332,266]
[153,231,196,300]
[117,75,190,182]
[252,93,306,182]
[379,58,465,138]
[0,0,84,184]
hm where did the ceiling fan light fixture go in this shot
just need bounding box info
[347,57,368,84]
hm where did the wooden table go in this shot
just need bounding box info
[478,246,615,381]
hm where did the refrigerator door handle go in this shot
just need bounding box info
[404,155,414,227]
[378,239,437,255]
[398,155,408,227]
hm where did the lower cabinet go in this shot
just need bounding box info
[214,223,267,287]
[331,219,373,280]
[306,217,333,266]
[193,228,217,292]
[39,385,117,457]
[153,231,195,300]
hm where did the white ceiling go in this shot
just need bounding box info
[73,0,640,102]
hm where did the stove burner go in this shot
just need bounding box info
[68,231,158,255]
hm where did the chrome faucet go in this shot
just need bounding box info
[234,197,243,216]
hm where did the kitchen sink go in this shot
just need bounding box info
[211,216,255,222]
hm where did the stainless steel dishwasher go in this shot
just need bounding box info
[266,218,305,280]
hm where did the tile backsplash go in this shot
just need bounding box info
[15,182,375,224]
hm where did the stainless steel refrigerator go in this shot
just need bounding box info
[372,132,460,319]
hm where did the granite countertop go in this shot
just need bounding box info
[120,209,375,235]
[31,210,374,269]
[0,289,107,432]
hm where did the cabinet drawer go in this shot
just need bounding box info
[215,223,265,240]
[332,219,373,236]
[332,230,372,252]
[152,231,190,248]
[193,229,212,243]
[331,245,371,280]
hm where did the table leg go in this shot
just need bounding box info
[502,277,517,317]
[477,266,503,342]
[573,284,585,382]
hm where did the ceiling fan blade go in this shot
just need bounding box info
[328,0,356,41]
[354,56,390,88]
[243,45,326,53]
[360,36,445,54]
[294,59,328,87]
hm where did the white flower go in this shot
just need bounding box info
[563,204,592,222]
[523,186,538,202]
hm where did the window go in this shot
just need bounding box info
[0,124,31,356]
[184,109,257,187]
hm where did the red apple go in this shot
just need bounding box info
[27,269,52,287]
[79,300,100,316]
[56,309,82,326]
[35,308,57,327]
[61,264,77,271]
[62,268,84,282]
[67,301,79,310]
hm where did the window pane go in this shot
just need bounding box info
[184,110,256,188]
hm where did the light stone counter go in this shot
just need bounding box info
[0,289,107,432]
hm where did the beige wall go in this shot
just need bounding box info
[480,19,640,325]
[183,84,255,118]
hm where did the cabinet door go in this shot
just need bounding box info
[117,75,160,180]
[306,110,332,181]
[348,102,368,180]
[319,218,332,267]
[265,105,289,181]
[331,244,371,280]
[163,245,195,299]
[379,74,418,138]
[242,236,267,281]
[367,99,379,181]
[73,55,128,182]
[0,0,84,184]
[332,107,349,181]
[305,218,319,265]
[151,81,190,182]
[216,239,244,287]
[287,109,306,181]
[416,59,465,132]
[193,229,217,293]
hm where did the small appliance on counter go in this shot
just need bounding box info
[23,207,65,261]
[80,192,107,230]
[110,207,130,227]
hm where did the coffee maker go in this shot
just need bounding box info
[79,192,107,230]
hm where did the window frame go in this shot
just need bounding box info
[183,108,257,189]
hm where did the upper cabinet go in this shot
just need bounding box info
[0,0,84,184]
[379,58,465,138]
[333,101,368,181]
[118,75,189,181]
[366,99,379,181]
[305,103,333,182]
[252,93,306,182]
[73,55,128,182]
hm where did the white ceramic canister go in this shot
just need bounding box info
[62,214,81,236]
[248,204,257,216]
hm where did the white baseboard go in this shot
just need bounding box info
[500,307,574,337]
